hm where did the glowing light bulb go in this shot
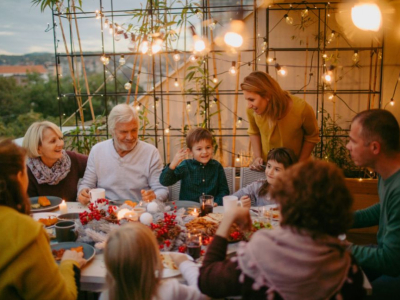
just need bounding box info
[208,19,217,30]
[165,127,170,134]
[229,61,237,75]
[104,19,109,29]
[151,38,163,54]
[196,10,203,20]
[329,30,336,43]
[152,98,159,109]
[119,55,125,65]
[213,98,217,104]
[323,73,332,83]
[128,39,136,52]
[212,75,218,83]
[261,38,267,52]
[236,155,240,162]
[95,10,100,19]
[114,31,122,41]
[352,51,359,63]
[100,55,106,63]
[189,55,197,62]
[322,53,328,59]
[301,9,308,18]
[124,80,132,90]
[390,98,394,106]
[275,63,286,76]
[327,93,335,100]
[173,50,180,62]
[135,103,141,111]
[194,38,206,52]
[174,78,179,87]
[186,101,191,111]
[267,57,274,63]
[140,40,149,54]
[224,32,243,48]
[284,14,293,25]
[103,57,110,65]
[236,117,243,128]
[109,27,113,35]
[351,3,382,32]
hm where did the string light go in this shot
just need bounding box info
[236,117,243,128]
[267,57,275,63]
[351,3,382,32]
[114,30,123,42]
[190,26,207,54]
[390,98,394,106]
[189,55,197,62]
[229,61,237,75]
[196,9,203,20]
[352,50,359,63]
[104,19,109,29]
[284,14,293,25]
[213,98,218,104]
[323,65,335,84]
[152,97,159,109]
[236,155,240,162]
[275,63,287,76]
[124,80,132,90]
[128,34,136,52]
[95,10,101,19]
[208,19,217,30]
[378,51,382,60]
[326,92,336,101]
[261,38,267,52]
[301,9,309,18]
[165,126,171,134]
[140,35,149,54]
[186,101,191,111]
[174,78,179,87]
[224,9,244,49]
[119,55,125,66]
[322,52,328,59]
[152,37,163,54]
[328,30,336,44]
[135,102,142,110]
[173,50,181,62]
[108,24,113,35]
[103,56,110,65]
[212,75,218,83]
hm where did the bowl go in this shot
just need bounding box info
[58,213,80,221]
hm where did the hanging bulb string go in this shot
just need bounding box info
[384,70,400,109]
[334,94,357,114]
[292,51,315,95]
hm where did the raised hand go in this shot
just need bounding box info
[170,148,188,170]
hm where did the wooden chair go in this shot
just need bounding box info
[168,181,181,202]
[239,167,265,189]
[223,167,236,195]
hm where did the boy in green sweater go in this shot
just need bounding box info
[346,109,400,298]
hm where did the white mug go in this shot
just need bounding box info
[223,195,243,213]
[89,188,106,203]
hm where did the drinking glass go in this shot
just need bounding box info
[187,230,202,261]
[199,195,214,216]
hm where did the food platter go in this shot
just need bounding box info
[31,212,60,228]
[51,242,95,263]
[168,200,200,209]
[30,196,62,212]
[160,252,193,278]
[108,199,138,207]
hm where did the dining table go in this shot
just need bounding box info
[33,201,372,295]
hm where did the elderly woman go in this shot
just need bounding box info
[22,121,87,202]
[0,139,85,299]
[241,71,320,170]
[199,160,366,300]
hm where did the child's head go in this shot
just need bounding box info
[104,222,163,300]
[186,127,214,164]
[265,148,298,185]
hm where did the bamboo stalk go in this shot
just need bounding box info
[231,52,241,166]
[303,37,309,100]
[372,48,379,108]
[164,10,170,162]
[368,41,373,109]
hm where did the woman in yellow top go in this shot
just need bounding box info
[241,71,320,171]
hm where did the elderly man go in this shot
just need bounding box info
[346,109,400,298]
[78,104,168,204]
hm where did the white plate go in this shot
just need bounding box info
[160,251,193,278]
[31,212,60,228]
[30,196,62,212]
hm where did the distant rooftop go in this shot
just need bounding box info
[0,65,47,75]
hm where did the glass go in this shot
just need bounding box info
[187,230,202,261]
[199,195,214,217]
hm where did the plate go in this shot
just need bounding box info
[109,199,138,206]
[31,212,60,228]
[30,196,62,212]
[51,242,96,263]
[160,251,193,278]
[58,213,80,221]
[167,200,200,209]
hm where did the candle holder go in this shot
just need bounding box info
[199,195,214,217]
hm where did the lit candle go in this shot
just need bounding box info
[192,208,199,217]
[59,200,68,214]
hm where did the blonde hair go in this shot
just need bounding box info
[104,223,163,300]
[108,104,139,136]
[241,71,290,122]
[22,121,63,158]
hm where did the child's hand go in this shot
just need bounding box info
[170,148,188,170]
[240,196,251,208]
[141,189,156,202]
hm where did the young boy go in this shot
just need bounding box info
[160,127,229,205]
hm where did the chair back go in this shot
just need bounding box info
[240,167,265,189]
[168,181,181,202]
[223,167,236,194]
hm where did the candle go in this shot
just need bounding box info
[192,208,199,217]
[59,200,68,214]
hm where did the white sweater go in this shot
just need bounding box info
[99,261,207,300]
[78,139,168,201]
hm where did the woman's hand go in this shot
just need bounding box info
[216,208,252,239]
[141,189,156,202]
[240,196,251,208]
[250,157,264,172]
[61,250,87,268]
[78,188,90,205]
[169,148,188,170]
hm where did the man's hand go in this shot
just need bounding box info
[141,189,156,202]
[249,157,264,172]
[216,207,252,238]
[240,196,251,208]
[61,250,87,268]
[170,148,188,170]
[78,188,90,205]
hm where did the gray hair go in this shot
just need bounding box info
[22,121,63,158]
[108,104,139,135]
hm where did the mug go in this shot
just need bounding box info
[55,221,78,242]
[89,188,106,203]
[133,207,146,217]
[223,196,243,213]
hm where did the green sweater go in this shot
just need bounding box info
[351,170,400,277]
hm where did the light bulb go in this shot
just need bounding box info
[236,155,240,162]
[189,55,197,62]
[224,32,243,48]
[323,73,332,83]
[100,55,106,63]
[124,80,132,90]
[165,127,170,134]
[196,10,203,20]
[119,55,126,65]
[351,3,382,32]
[103,57,110,65]
[104,19,109,29]
[135,103,141,111]
[114,32,122,41]
[327,93,335,100]
[261,38,267,51]
[301,9,308,18]
[140,40,149,54]
[173,51,181,62]
[267,57,274,63]
[212,75,218,83]
[322,53,328,59]
[194,38,206,52]
[390,98,394,106]
[277,68,286,76]
[174,78,179,87]
[186,101,191,111]
[208,20,217,30]
[128,40,136,52]
[229,61,237,75]
[109,28,113,35]
[330,30,336,43]
[117,25,122,31]
[378,51,382,60]
[152,98,159,109]
[284,14,293,25]
[152,38,163,54]
[236,117,243,128]
[352,51,359,63]
[95,10,100,19]
[213,98,217,104]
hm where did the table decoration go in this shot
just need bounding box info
[59,200,68,214]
